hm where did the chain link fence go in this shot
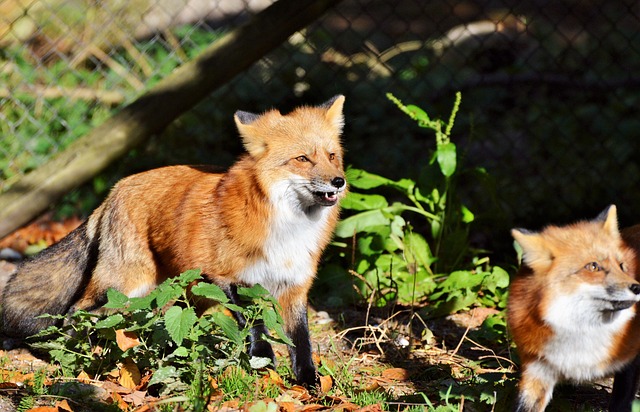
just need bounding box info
[2,0,640,255]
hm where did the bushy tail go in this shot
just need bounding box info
[1,221,97,338]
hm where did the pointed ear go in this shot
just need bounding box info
[512,228,553,270]
[598,204,620,239]
[234,110,267,157]
[321,95,345,131]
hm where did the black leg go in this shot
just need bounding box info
[610,355,640,412]
[223,284,276,367]
[287,306,318,387]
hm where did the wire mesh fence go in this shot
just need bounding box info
[2,0,640,253]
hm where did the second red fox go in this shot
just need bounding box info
[508,205,640,411]
[2,95,348,387]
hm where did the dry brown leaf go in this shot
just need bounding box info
[319,374,333,394]
[25,407,58,412]
[118,358,141,390]
[109,391,129,411]
[300,404,327,411]
[355,405,384,412]
[381,367,409,381]
[132,405,152,412]
[122,390,147,406]
[56,399,74,412]
[262,368,284,388]
[76,370,92,384]
[116,329,141,352]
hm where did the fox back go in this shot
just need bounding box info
[508,205,640,411]
[1,96,347,387]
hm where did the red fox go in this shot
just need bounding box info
[508,205,640,411]
[1,96,347,387]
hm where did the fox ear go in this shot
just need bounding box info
[234,110,267,157]
[512,228,553,270]
[321,95,345,131]
[597,204,620,239]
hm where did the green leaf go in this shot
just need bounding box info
[148,365,178,387]
[404,232,435,269]
[262,309,293,346]
[335,209,390,237]
[191,283,229,303]
[346,168,395,189]
[238,284,270,299]
[461,205,475,223]
[341,192,388,211]
[406,104,431,124]
[103,288,129,309]
[436,142,457,177]
[164,306,197,346]
[176,269,202,286]
[94,314,124,329]
[210,312,243,344]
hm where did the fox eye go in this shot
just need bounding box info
[296,155,310,163]
[621,262,627,272]
[329,153,336,161]
[585,262,602,272]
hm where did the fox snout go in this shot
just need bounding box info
[311,176,346,206]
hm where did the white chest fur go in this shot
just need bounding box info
[237,180,332,298]
[542,287,635,381]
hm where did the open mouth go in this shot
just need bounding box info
[600,299,638,311]
[313,191,339,206]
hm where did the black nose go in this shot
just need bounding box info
[630,283,640,295]
[331,177,345,189]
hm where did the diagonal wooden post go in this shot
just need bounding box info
[0,0,343,238]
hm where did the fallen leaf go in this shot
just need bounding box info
[25,407,58,412]
[355,404,384,412]
[319,374,333,393]
[263,369,284,387]
[109,391,129,411]
[116,329,141,352]
[56,399,74,411]
[118,358,141,390]
[122,390,147,406]
[76,370,92,384]
[381,367,409,381]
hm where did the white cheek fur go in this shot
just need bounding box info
[237,179,333,297]
[541,283,636,381]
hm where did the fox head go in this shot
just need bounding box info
[512,205,640,325]
[233,96,347,210]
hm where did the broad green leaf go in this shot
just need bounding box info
[126,294,156,311]
[103,288,129,309]
[211,311,243,344]
[436,142,457,177]
[176,269,203,286]
[164,306,197,346]
[148,366,178,387]
[335,209,390,237]
[404,233,435,269]
[238,284,270,299]
[341,192,388,210]
[94,314,124,329]
[156,284,182,308]
[249,356,273,369]
[191,283,229,303]
[346,168,395,189]
[262,309,293,346]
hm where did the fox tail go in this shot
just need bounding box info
[1,221,97,338]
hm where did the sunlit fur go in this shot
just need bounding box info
[2,96,347,386]
[508,205,640,411]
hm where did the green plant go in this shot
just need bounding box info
[29,269,292,408]
[326,93,508,313]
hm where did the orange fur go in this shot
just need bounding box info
[508,205,640,411]
[2,96,348,386]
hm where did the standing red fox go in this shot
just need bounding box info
[1,95,347,386]
[508,205,640,411]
